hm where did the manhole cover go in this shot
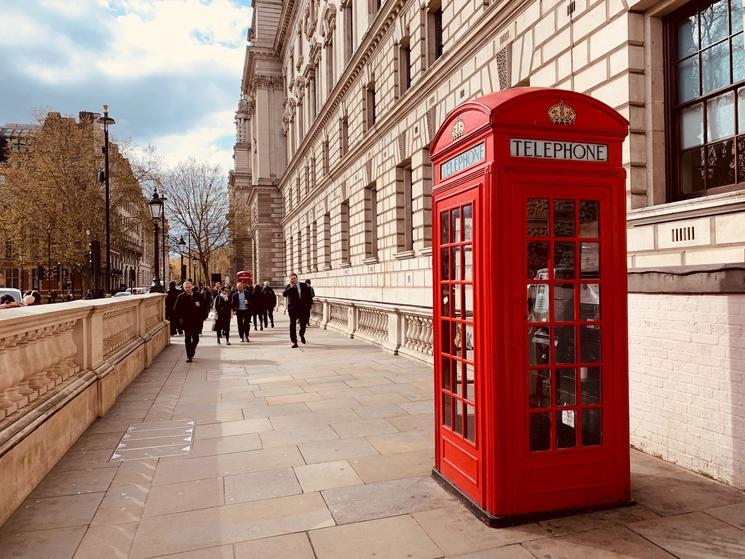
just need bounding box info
[110,418,195,462]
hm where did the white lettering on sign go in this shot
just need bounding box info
[510,138,608,162]
[441,142,485,179]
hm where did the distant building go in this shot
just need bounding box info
[231,0,745,490]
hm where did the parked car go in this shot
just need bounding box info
[0,288,22,302]
[112,291,131,297]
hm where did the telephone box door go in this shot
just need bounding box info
[510,179,626,514]
[434,184,482,503]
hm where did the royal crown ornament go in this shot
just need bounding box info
[548,101,577,125]
[451,119,465,140]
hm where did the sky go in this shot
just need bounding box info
[0,0,253,173]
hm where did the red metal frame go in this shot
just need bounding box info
[431,88,630,522]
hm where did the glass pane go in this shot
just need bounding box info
[734,34,744,82]
[527,198,549,236]
[453,323,464,358]
[580,283,601,321]
[452,207,461,242]
[453,247,462,280]
[528,369,551,408]
[464,245,473,281]
[454,399,464,435]
[700,0,728,48]
[528,327,551,366]
[555,284,575,322]
[579,200,599,237]
[440,248,450,279]
[453,285,462,319]
[735,2,744,34]
[707,139,736,188]
[702,42,730,93]
[440,210,450,244]
[464,283,474,320]
[528,241,549,279]
[442,394,452,427]
[581,366,601,404]
[553,200,575,237]
[466,363,475,400]
[529,413,551,451]
[465,405,476,443]
[738,136,745,183]
[441,321,453,355]
[463,204,472,241]
[440,285,451,316]
[677,57,700,103]
[557,410,577,449]
[464,323,475,362]
[527,283,550,322]
[554,242,576,279]
[739,88,745,133]
[582,408,602,446]
[680,148,706,193]
[681,103,704,149]
[707,91,735,141]
[555,326,575,364]
[580,242,600,279]
[677,14,698,58]
[556,368,576,406]
[580,325,602,363]
[441,356,452,391]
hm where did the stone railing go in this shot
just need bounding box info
[0,295,169,527]
[314,297,434,363]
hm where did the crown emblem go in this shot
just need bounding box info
[548,101,576,125]
[451,119,465,140]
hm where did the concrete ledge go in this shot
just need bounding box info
[0,295,170,527]
[628,265,745,294]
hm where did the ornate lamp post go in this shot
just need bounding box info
[97,105,115,294]
[148,188,165,293]
[177,236,186,282]
[46,224,52,303]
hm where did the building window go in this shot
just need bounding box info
[667,0,745,199]
[326,39,335,94]
[297,230,303,272]
[322,212,332,269]
[427,1,443,66]
[340,114,349,157]
[344,1,354,66]
[310,156,317,190]
[398,37,412,95]
[365,81,377,130]
[289,235,294,274]
[396,161,414,252]
[305,163,310,195]
[340,199,351,265]
[370,0,381,18]
[323,139,330,174]
[310,75,318,122]
[364,183,378,261]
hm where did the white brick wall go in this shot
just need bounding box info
[629,293,745,489]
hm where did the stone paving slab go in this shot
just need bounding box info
[1,314,744,558]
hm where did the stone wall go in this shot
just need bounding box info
[0,295,170,526]
[628,292,745,489]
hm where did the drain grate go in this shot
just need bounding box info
[110,418,195,462]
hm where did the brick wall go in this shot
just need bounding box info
[629,293,745,489]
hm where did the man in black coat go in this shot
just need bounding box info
[231,282,253,342]
[262,281,277,328]
[165,281,180,336]
[173,281,209,363]
[282,273,311,348]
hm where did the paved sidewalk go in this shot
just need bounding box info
[2,315,745,558]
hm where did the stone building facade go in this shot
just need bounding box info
[232,0,745,488]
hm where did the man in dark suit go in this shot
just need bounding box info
[173,281,209,363]
[282,273,311,348]
[231,282,253,342]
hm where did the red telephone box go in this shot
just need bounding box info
[431,88,630,524]
[236,271,253,286]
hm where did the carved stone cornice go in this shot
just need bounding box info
[303,0,320,40]
[310,42,322,65]
[253,75,284,90]
[321,4,337,46]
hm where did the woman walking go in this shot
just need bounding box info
[214,286,233,345]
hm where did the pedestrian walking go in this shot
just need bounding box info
[173,281,209,363]
[214,286,232,345]
[282,272,311,348]
[165,281,180,336]
[252,283,265,331]
[303,279,315,327]
[262,281,276,328]
[231,281,252,342]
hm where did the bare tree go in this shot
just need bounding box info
[162,159,229,282]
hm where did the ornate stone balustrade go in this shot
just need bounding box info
[0,295,169,526]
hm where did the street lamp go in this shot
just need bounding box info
[97,105,115,294]
[177,236,186,282]
[148,188,165,293]
[46,224,52,304]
